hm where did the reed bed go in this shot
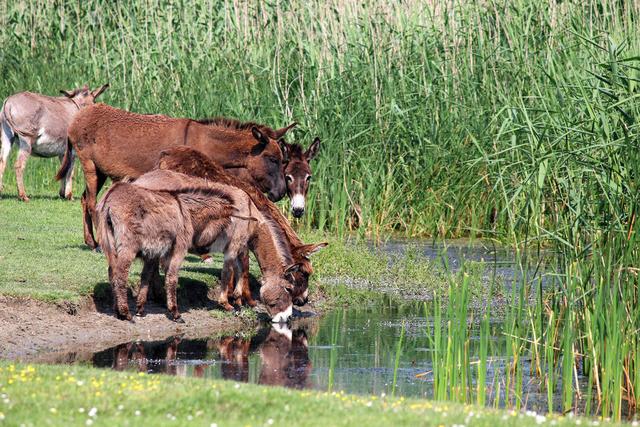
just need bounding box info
[2,0,640,421]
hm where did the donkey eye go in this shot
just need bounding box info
[306,175,312,182]
[286,175,293,183]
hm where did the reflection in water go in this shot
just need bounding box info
[92,324,311,389]
[258,325,311,389]
[88,301,585,414]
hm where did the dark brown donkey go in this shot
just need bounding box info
[282,138,320,218]
[155,146,327,307]
[56,103,294,249]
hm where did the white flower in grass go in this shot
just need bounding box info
[210,423,218,427]
[535,414,546,424]
[135,410,141,416]
[267,419,274,425]
[85,420,93,426]
[88,407,97,417]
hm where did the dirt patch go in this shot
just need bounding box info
[0,296,257,361]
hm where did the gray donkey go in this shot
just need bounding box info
[0,84,108,201]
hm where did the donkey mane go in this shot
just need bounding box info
[162,186,234,205]
[261,217,294,267]
[196,117,281,140]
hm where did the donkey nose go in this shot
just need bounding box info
[292,207,304,218]
[293,296,308,306]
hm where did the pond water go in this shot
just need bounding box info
[57,241,584,414]
[87,300,583,414]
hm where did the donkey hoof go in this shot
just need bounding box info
[135,310,146,318]
[221,303,234,312]
[19,196,30,202]
[117,312,133,322]
[173,316,185,324]
[93,245,102,253]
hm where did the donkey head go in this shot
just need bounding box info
[281,138,320,218]
[60,83,109,108]
[284,242,328,306]
[260,277,294,323]
[243,123,296,202]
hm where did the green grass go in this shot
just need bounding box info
[0,361,623,427]
[1,0,638,240]
[3,0,640,421]
[0,187,448,305]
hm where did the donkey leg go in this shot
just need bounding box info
[58,149,76,200]
[147,259,164,303]
[80,160,99,249]
[111,252,134,321]
[136,258,157,317]
[80,161,106,249]
[238,251,256,307]
[163,256,185,322]
[0,119,13,193]
[14,137,32,202]
[218,257,236,312]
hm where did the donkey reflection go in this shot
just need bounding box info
[94,326,311,388]
[215,325,311,389]
[94,337,210,376]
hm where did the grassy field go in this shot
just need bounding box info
[0,0,638,240]
[0,186,445,305]
[0,361,624,427]
[3,0,640,422]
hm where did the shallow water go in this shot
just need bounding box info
[86,300,585,414]
[377,238,556,290]
[56,241,581,414]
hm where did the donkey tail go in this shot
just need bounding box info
[55,139,73,181]
[97,203,117,262]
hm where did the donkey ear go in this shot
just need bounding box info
[273,122,297,140]
[279,140,290,162]
[92,83,109,100]
[60,89,76,98]
[251,126,270,148]
[284,263,302,275]
[305,137,321,161]
[298,242,328,258]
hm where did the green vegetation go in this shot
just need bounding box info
[0,193,445,304]
[0,0,636,239]
[0,361,622,427]
[2,0,640,422]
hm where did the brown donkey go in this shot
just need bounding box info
[133,167,326,315]
[58,103,294,249]
[282,138,321,218]
[98,169,312,322]
[155,146,327,307]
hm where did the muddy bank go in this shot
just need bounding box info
[0,296,258,361]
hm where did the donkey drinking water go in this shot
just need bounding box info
[155,146,327,308]
[97,169,323,322]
